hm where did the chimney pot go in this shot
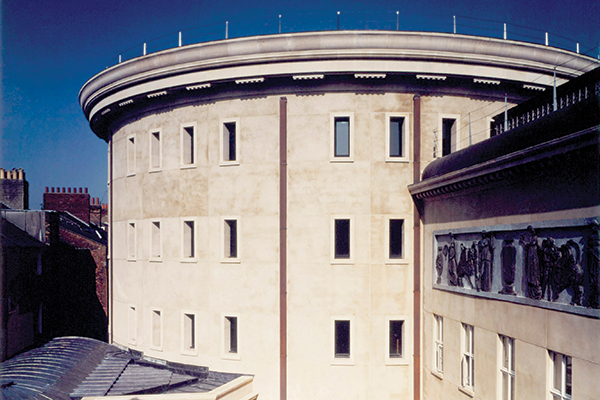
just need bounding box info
[62,187,66,193]
[68,187,71,193]
[84,188,88,194]
[51,187,55,193]
[17,168,24,180]
[45,187,49,193]
[79,187,83,193]
[0,168,5,179]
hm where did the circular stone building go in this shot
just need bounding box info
[80,31,599,400]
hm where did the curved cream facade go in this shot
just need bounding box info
[81,31,599,400]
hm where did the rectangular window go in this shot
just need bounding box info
[149,130,161,170]
[225,316,238,353]
[223,122,236,161]
[223,219,238,260]
[386,114,410,161]
[152,309,162,349]
[389,219,404,259]
[127,135,136,175]
[330,113,354,161]
[334,320,350,358]
[389,320,403,358]
[334,117,350,157]
[129,305,137,344]
[128,222,136,260]
[334,219,350,259]
[435,315,444,374]
[183,220,195,259]
[462,323,475,389]
[442,118,457,156]
[181,124,195,166]
[183,313,196,350]
[500,335,515,400]
[151,221,161,259]
[549,351,572,400]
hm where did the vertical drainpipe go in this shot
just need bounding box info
[109,133,114,343]
[412,94,422,400]
[279,97,288,400]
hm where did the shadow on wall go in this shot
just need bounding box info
[44,246,107,342]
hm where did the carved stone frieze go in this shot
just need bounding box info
[433,219,600,317]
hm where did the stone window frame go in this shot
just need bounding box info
[181,311,198,356]
[127,134,136,176]
[220,118,240,166]
[128,304,137,345]
[385,112,411,162]
[180,122,197,169]
[150,308,163,351]
[331,315,355,365]
[127,220,137,261]
[221,216,241,263]
[149,219,162,262]
[181,218,197,262]
[385,216,407,264]
[433,314,444,377]
[149,128,162,172]
[221,313,241,360]
[330,112,355,162]
[437,114,461,157]
[385,315,410,365]
[331,215,354,264]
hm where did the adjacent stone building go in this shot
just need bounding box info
[79,31,600,399]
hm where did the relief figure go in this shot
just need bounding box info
[435,246,444,284]
[469,242,479,291]
[500,239,517,295]
[588,221,600,308]
[540,238,560,300]
[520,226,542,300]
[478,231,494,292]
[447,235,458,286]
[457,243,475,289]
[553,240,584,305]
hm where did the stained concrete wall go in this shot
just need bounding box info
[108,89,505,399]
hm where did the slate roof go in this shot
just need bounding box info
[0,337,241,400]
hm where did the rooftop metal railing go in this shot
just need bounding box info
[109,11,600,66]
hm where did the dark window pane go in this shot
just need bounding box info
[335,219,350,258]
[389,219,403,258]
[389,117,404,157]
[335,320,350,357]
[442,118,455,156]
[227,220,237,258]
[389,320,403,357]
[335,117,350,157]
[224,122,236,161]
[228,317,237,353]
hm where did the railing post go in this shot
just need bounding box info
[553,68,557,111]
[504,94,508,132]
[143,43,147,55]
[396,11,399,31]
[337,11,340,30]
[118,55,121,63]
[226,21,229,39]
[279,15,282,33]
[576,43,579,54]
[179,31,182,47]
[453,15,456,34]
[503,23,507,39]
[545,32,549,46]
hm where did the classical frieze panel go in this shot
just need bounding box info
[433,219,600,318]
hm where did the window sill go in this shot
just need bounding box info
[149,168,162,173]
[331,259,354,265]
[458,386,474,398]
[180,258,197,263]
[221,353,241,361]
[126,172,136,177]
[330,158,354,163]
[431,370,444,380]
[221,259,241,264]
[385,357,409,366]
[331,358,355,366]
[181,349,198,357]
[180,164,197,170]
[220,161,240,167]
[149,258,162,263]
[385,158,410,163]
[385,259,410,265]
[127,258,137,262]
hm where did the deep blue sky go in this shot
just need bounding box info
[2,0,599,209]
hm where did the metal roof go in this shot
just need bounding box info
[0,337,241,400]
